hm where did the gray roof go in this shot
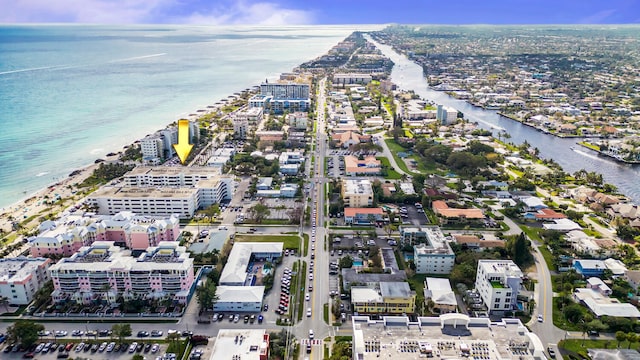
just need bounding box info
[341,268,407,289]
[379,282,412,298]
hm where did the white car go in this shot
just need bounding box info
[309,274,314,280]
[537,315,543,322]
[306,308,312,317]
[309,330,314,339]
[305,293,310,301]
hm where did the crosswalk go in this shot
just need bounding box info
[300,339,323,346]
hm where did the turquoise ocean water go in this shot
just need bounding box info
[0,25,368,209]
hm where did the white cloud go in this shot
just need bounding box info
[0,0,314,25]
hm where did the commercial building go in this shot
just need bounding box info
[219,242,283,286]
[278,151,304,165]
[213,286,265,313]
[341,179,373,208]
[343,207,384,225]
[0,257,51,305]
[475,260,523,314]
[341,268,407,290]
[29,211,180,256]
[432,200,484,224]
[351,315,546,360]
[216,242,283,313]
[399,226,455,274]
[49,241,194,305]
[210,329,269,360]
[351,282,415,315]
[256,183,299,198]
[436,104,458,125]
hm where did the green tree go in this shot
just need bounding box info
[132,354,144,360]
[112,324,132,343]
[506,233,534,268]
[248,203,271,224]
[6,320,44,348]
[196,280,218,312]
[339,256,353,269]
[627,333,638,349]
[616,331,627,347]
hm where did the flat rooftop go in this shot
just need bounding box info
[343,179,373,195]
[90,186,198,198]
[352,315,545,360]
[210,329,268,360]
[126,166,222,176]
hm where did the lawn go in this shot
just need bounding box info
[377,156,403,180]
[407,274,428,306]
[384,139,413,175]
[303,234,309,256]
[519,225,542,242]
[559,339,639,359]
[234,234,301,250]
[578,141,601,152]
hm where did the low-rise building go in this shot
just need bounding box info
[279,164,300,175]
[351,282,415,315]
[210,329,269,360]
[344,156,381,176]
[219,242,283,286]
[255,131,285,144]
[475,260,523,314]
[287,112,308,130]
[49,241,194,304]
[344,207,385,224]
[0,257,51,305]
[432,200,484,224]
[573,259,606,277]
[424,277,457,313]
[401,226,455,274]
[341,179,374,207]
[256,183,299,198]
[574,287,640,318]
[213,286,265,313]
[333,73,372,85]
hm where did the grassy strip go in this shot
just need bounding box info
[303,234,309,257]
[297,261,307,322]
[233,234,301,250]
[538,246,557,271]
[323,303,329,325]
[578,141,601,152]
[559,339,639,359]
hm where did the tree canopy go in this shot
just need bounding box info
[6,320,44,348]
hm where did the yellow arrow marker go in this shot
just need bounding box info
[173,119,194,164]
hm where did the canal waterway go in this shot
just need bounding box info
[369,36,640,203]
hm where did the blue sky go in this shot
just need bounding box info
[1,0,639,24]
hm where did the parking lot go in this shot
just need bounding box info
[2,340,169,360]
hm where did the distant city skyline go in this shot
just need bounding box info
[1,0,639,25]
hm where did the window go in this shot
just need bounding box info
[493,304,500,309]
[504,304,510,309]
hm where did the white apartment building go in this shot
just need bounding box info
[341,179,373,208]
[233,116,249,139]
[401,226,455,274]
[49,241,194,305]
[260,83,309,99]
[0,257,51,305]
[333,73,373,85]
[140,135,164,164]
[287,112,308,130]
[475,260,523,314]
[235,107,264,123]
[436,104,459,125]
[87,187,200,218]
[122,166,224,187]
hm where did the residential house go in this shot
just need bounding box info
[573,259,606,277]
[453,234,504,251]
[423,277,457,313]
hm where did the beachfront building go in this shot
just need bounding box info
[49,241,194,305]
[29,211,180,256]
[341,179,373,208]
[89,167,234,218]
[407,226,455,274]
[351,282,416,315]
[0,257,51,305]
[140,135,165,164]
[249,82,311,114]
[475,260,523,314]
[121,166,226,187]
